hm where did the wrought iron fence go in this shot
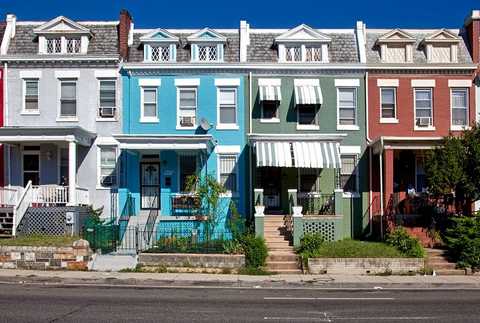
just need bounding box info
[82,219,119,254]
[298,193,335,216]
[170,193,202,216]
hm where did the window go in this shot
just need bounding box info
[431,45,451,63]
[338,88,357,125]
[305,46,322,62]
[150,45,171,62]
[198,45,218,62]
[46,37,61,54]
[59,148,69,185]
[451,88,468,127]
[262,101,279,120]
[44,36,83,55]
[297,104,318,126]
[98,146,117,188]
[384,45,406,63]
[285,46,301,62]
[141,87,158,121]
[340,155,358,193]
[218,88,237,126]
[98,80,116,118]
[282,45,326,63]
[219,155,238,194]
[179,155,197,192]
[380,87,396,119]
[24,79,39,112]
[414,88,433,127]
[178,88,197,128]
[299,169,320,193]
[66,38,81,54]
[59,80,77,118]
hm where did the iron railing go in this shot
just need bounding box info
[170,193,201,216]
[298,193,335,216]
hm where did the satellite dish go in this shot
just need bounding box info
[200,118,212,131]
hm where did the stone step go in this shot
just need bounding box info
[434,269,467,276]
[429,262,457,270]
[266,261,300,270]
[268,247,295,253]
[264,236,289,242]
[270,269,303,274]
[428,255,450,262]
[266,241,292,247]
[425,248,448,256]
[267,254,298,262]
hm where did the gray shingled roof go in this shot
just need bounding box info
[0,24,5,44]
[247,32,360,63]
[129,31,240,63]
[366,30,472,64]
[7,24,119,56]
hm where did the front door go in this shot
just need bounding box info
[140,162,160,209]
[261,167,282,210]
[23,150,40,186]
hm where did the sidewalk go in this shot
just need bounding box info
[1,269,480,289]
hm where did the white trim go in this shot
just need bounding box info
[380,118,399,124]
[216,87,238,129]
[22,78,40,114]
[96,145,119,189]
[377,79,399,87]
[139,78,161,87]
[448,80,472,88]
[175,78,200,87]
[411,79,436,87]
[337,125,360,131]
[95,70,118,78]
[258,78,281,86]
[57,78,78,120]
[413,87,434,130]
[296,124,320,130]
[21,147,41,187]
[336,87,358,129]
[339,153,359,197]
[95,136,119,146]
[335,79,360,87]
[176,87,197,129]
[97,78,118,120]
[217,153,239,197]
[260,118,280,123]
[294,78,319,86]
[450,87,469,130]
[19,71,42,79]
[140,86,159,123]
[214,78,240,87]
[215,145,241,154]
[55,70,80,79]
[216,124,239,130]
[119,143,206,150]
[339,145,361,154]
[379,87,397,121]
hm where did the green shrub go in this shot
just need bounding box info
[444,215,480,271]
[295,233,324,264]
[222,240,243,254]
[310,239,404,258]
[386,228,424,258]
[240,234,268,268]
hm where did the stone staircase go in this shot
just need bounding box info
[264,215,301,274]
[425,248,466,275]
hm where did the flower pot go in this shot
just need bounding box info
[255,205,265,216]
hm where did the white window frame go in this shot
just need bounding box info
[57,79,78,122]
[280,43,328,63]
[296,104,320,130]
[176,87,198,129]
[97,145,118,189]
[216,87,238,130]
[146,44,175,62]
[336,87,359,130]
[450,88,469,131]
[194,44,222,62]
[97,78,117,121]
[413,88,435,131]
[217,153,239,197]
[43,36,85,55]
[340,154,359,198]
[140,86,159,123]
[379,87,398,123]
[260,101,280,123]
[22,78,40,115]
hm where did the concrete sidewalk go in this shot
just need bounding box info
[1,269,480,289]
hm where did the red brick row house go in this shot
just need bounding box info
[367,11,480,230]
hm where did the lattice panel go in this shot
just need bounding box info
[303,220,336,241]
[17,207,90,236]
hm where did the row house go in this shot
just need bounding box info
[367,14,478,226]
[0,12,129,235]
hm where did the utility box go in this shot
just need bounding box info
[65,211,80,235]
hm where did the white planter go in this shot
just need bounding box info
[254,205,265,217]
[292,206,303,217]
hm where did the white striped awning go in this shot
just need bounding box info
[294,84,323,105]
[255,141,341,169]
[259,85,282,101]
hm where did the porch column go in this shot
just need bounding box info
[287,189,297,215]
[384,149,394,208]
[68,141,77,206]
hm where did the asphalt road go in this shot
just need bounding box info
[1,284,480,322]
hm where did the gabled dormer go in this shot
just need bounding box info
[187,28,226,63]
[33,16,91,55]
[140,29,179,62]
[275,24,331,63]
[376,29,416,63]
[422,29,461,63]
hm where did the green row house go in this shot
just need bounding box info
[243,23,369,242]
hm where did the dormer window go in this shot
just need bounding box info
[187,28,226,63]
[34,16,91,55]
[140,29,179,63]
[275,24,331,63]
[376,29,416,63]
[423,29,460,63]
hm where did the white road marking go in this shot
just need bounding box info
[264,297,395,300]
[333,317,437,321]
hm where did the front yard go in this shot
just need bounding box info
[0,235,80,247]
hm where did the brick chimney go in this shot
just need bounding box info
[118,9,132,61]
[465,10,480,64]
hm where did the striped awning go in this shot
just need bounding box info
[294,84,323,105]
[255,141,341,169]
[259,85,282,101]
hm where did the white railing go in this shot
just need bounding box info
[76,187,90,205]
[0,186,19,206]
[32,185,69,205]
[12,180,33,236]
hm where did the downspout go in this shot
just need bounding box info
[248,71,253,221]
[365,70,373,237]
[3,62,10,186]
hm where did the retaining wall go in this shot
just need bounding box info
[308,257,425,275]
[139,253,245,269]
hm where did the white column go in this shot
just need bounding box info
[68,141,77,206]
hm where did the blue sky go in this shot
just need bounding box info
[0,0,477,29]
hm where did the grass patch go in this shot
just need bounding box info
[0,235,79,247]
[238,266,273,275]
[307,239,406,259]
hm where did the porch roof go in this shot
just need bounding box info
[113,134,213,150]
[370,136,444,154]
[0,126,96,146]
[249,133,345,169]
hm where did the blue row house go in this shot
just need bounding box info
[117,26,247,243]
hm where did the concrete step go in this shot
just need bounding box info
[435,269,467,276]
[425,248,448,256]
[270,269,303,274]
[266,261,299,270]
[264,236,289,243]
[429,262,457,270]
[267,254,298,262]
[268,247,295,252]
[88,254,138,272]
[266,241,292,247]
